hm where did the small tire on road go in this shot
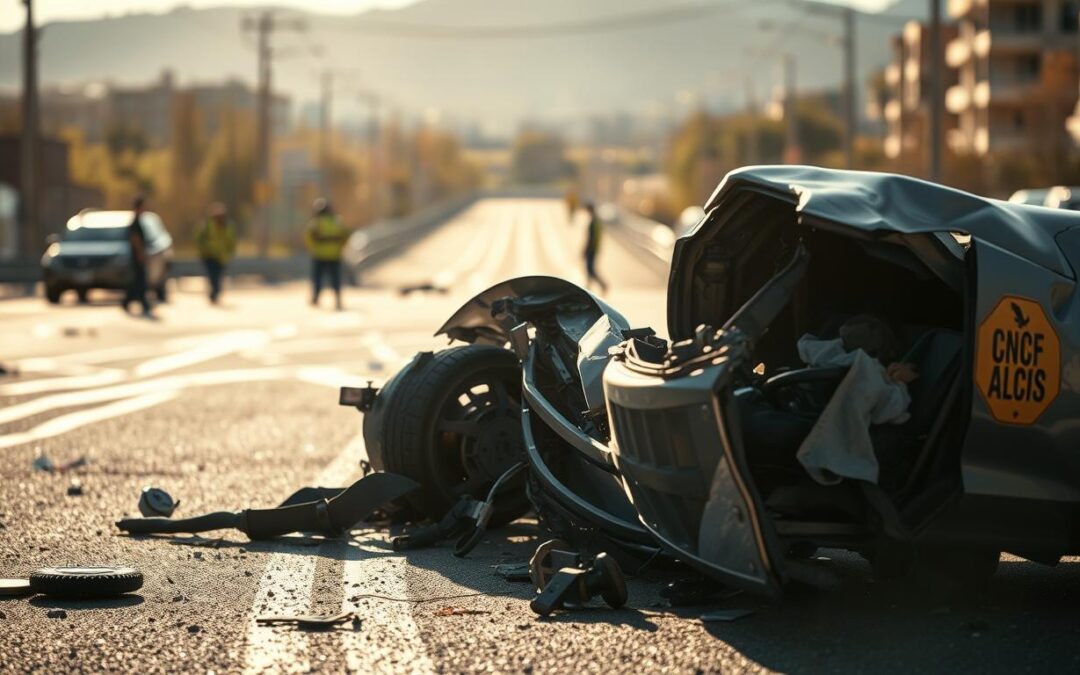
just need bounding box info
[45,286,63,304]
[76,288,90,304]
[29,566,144,597]
[154,281,168,303]
[377,344,529,525]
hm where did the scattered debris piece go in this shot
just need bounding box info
[256,611,356,628]
[0,610,6,619]
[47,609,68,619]
[67,480,84,496]
[186,625,202,634]
[699,608,755,623]
[399,282,448,296]
[528,541,627,616]
[116,473,419,541]
[167,535,223,548]
[493,562,531,582]
[139,487,179,517]
[30,566,143,597]
[33,454,88,474]
[0,578,32,597]
[433,606,491,617]
[172,594,187,602]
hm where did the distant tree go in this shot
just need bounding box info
[512,130,571,184]
[167,92,206,242]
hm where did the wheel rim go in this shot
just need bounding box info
[433,368,524,500]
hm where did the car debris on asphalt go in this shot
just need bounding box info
[255,611,358,629]
[32,454,88,473]
[116,472,419,541]
[138,487,179,517]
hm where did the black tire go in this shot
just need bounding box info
[30,566,144,597]
[379,345,528,525]
[76,288,90,304]
[154,280,168,303]
[45,286,63,304]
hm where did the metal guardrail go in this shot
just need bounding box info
[607,210,675,276]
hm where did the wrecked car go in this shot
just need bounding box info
[359,165,1080,597]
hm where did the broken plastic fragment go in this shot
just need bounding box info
[256,611,355,628]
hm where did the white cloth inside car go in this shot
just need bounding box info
[794,335,911,485]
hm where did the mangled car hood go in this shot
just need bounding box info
[669,165,1080,339]
[703,166,1078,274]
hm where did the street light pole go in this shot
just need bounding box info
[842,7,856,169]
[928,0,943,181]
[20,0,40,257]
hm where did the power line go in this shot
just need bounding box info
[316,0,783,40]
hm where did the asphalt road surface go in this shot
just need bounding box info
[1,198,1078,674]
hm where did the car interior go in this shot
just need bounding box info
[727,224,971,547]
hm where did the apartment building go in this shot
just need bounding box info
[882,21,959,163]
[946,0,1079,156]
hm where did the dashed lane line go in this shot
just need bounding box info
[0,391,180,450]
[242,434,365,674]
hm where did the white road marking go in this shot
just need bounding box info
[0,391,179,450]
[535,202,584,282]
[243,435,365,675]
[340,537,435,674]
[0,368,128,396]
[134,330,270,378]
[467,204,516,292]
[431,205,498,288]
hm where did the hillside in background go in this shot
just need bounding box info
[0,0,927,130]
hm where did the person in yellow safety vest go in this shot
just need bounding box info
[304,198,350,310]
[195,202,237,305]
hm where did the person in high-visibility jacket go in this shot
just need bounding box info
[304,198,350,310]
[195,202,237,305]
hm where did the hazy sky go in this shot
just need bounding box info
[3,0,898,33]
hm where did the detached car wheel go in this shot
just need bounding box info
[372,345,529,525]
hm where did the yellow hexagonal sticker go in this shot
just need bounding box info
[975,295,1060,425]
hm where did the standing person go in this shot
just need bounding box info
[582,202,609,293]
[195,202,237,305]
[124,195,153,317]
[304,198,350,310]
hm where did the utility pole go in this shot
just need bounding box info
[359,92,382,222]
[744,78,760,165]
[319,71,332,195]
[783,54,802,164]
[242,10,305,257]
[928,0,943,182]
[842,7,856,169]
[20,0,40,258]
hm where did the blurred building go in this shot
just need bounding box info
[946,0,1079,155]
[106,70,291,146]
[0,135,103,244]
[881,21,959,162]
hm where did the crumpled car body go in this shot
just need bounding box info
[384,165,1080,597]
[435,276,661,559]
[604,166,1080,595]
